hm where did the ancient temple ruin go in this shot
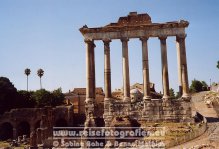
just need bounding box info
[79,12,192,127]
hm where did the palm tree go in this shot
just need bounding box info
[217,61,219,70]
[24,68,31,91]
[37,69,44,89]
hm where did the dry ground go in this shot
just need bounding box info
[170,91,219,149]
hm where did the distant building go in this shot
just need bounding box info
[64,87,104,116]
[112,82,162,100]
[211,83,219,92]
[64,83,161,126]
[65,83,162,116]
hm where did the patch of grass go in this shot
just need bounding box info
[0,141,10,147]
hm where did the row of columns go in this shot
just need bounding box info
[85,35,190,106]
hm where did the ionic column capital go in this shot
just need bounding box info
[103,38,112,44]
[120,37,129,42]
[158,35,167,40]
[140,37,149,41]
[84,38,96,47]
[176,34,187,41]
[84,38,93,43]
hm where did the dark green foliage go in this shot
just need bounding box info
[212,82,218,86]
[201,81,208,91]
[18,90,36,108]
[0,77,18,114]
[0,77,65,113]
[201,81,208,88]
[32,88,64,107]
[190,79,208,93]
[169,88,175,98]
[51,88,65,106]
[33,89,53,107]
[24,68,31,91]
[37,69,44,78]
[24,68,31,76]
[37,68,44,89]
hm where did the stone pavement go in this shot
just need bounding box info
[170,91,219,149]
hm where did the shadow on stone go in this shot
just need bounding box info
[206,117,219,123]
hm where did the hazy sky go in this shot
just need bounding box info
[0,0,219,93]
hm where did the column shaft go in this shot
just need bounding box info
[103,39,112,99]
[140,37,151,100]
[176,39,183,96]
[85,39,96,101]
[176,35,190,98]
[121,38,130,102]
[159,36,170,99]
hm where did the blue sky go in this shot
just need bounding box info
[0,0,219,93]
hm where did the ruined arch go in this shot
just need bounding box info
[17,121,30,137]
[0,122,13,140]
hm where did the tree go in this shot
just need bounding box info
[0,77,19,114]
[33,89,52,107]
[201,81,208,91]
[217,61,219,69]
[190,79,208,93]
[175,92,180,99]
[169,88,175,99]
[18,90,36,108]
[51,88,65,106]
[24,68,31,91]
[37,69,44,89]
[212,82,218,86]
[32,88,65,107]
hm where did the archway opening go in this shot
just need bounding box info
[0,122,13,140]
[17,121,30,137]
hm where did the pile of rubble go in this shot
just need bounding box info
[187,144,215,149]
[203,92,219,108]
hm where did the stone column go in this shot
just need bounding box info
[176,35,190,98]
[85,39,96,103]
[159,36,170,99]
[84,39,96,127]
[176,37,182,96]
[103,39,112,100]
[121,38,130,102]
[140,37,151,100]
